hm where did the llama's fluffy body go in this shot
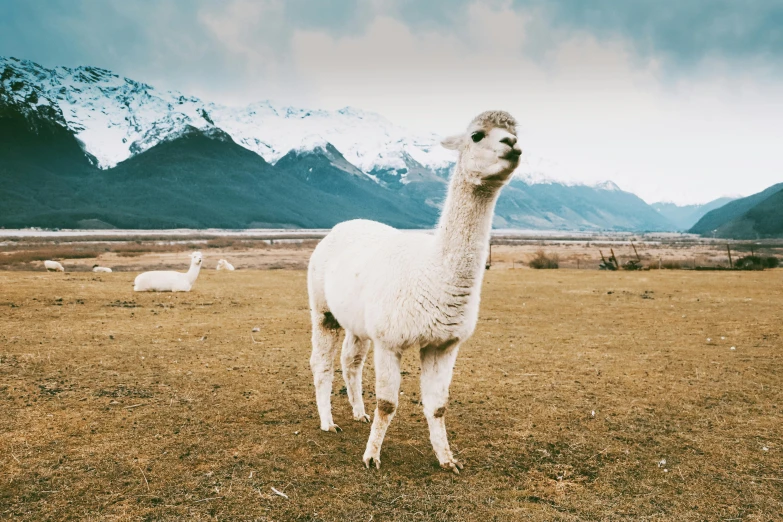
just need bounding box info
[92,266,112,273]
[308,111,521,472]
[310,222,480,347]
[44,260,64,272]
[134,252,202,292]
[216,259,235,271]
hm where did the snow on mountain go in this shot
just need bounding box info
[514,170,623,192]
[593,180,621,192]
[0,56,453,174]
[2,56,626,193]
[207,102,455,174]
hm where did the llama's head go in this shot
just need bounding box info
[191,251,203,266]
[441,110,521,187]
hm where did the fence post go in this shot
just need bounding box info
[727,244,733,268]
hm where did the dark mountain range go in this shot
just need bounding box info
[2,55,686,231]
[689,183,783,238]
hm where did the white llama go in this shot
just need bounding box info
[216,259,235,271]
[307,111,521,473]
[44,260,64,272]
[133,252,203,292]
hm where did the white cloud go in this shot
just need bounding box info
[286,2,783,204]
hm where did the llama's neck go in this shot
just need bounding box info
[186,262,201,284]
[433,168,500,291]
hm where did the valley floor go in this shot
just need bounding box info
[1,269,781,520]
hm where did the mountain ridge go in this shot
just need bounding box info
[3,55,687,232]
[689,183,783,238]
[652,197,736,231]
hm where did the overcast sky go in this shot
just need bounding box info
[2,0,782,204]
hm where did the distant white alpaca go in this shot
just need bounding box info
[308,111,521,473]
[92,265,112,273]
[133,252,203,292]
[44,260,64,272]
[216,259,235,271]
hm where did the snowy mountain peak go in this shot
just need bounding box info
[594,180,621,192]
[2,56,630,195]
[1,56,454,175]
[295,134,329,154]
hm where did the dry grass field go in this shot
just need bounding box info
[1,267,782,520]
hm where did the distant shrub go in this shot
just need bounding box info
[734,255,780,270]
[529,250,559,269]
[660,260,682,270]
[206,238,238,249]
[623,260,643,271]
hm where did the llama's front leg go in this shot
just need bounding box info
[420,342,463,473]
[310,320,342,432]
[341,333,372,422]
[363,346,402,469]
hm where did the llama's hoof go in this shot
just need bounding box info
[440,460,464,474]
[321,424,342,433]
[363,455,381,470]
[354,413,371,423]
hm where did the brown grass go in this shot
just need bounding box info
[1,269,781,520]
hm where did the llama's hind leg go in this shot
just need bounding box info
[341,333,371,423]
[420,342,463,473]
[363,345,402,469]
[310,312,342,432]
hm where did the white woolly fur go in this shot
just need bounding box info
[133,252,203,292]
[44,260,64,272]
[216,259,235,271]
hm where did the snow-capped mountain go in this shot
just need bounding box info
[0,56,454,174]
[1,55,682,232]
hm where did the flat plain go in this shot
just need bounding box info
[1,267,782,520]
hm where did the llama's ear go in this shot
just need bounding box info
[441,134,464,150]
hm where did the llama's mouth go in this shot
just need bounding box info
[501,149,522,161]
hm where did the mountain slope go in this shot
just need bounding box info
[652,198,735,231]
[0,87,100,228]
[493,180,674,231]
[741,190,783,237]
[0,56,452,174]
[2,55,684,232]
[0,99,438,229]
[694,187,783,239]
[689,183,783,236]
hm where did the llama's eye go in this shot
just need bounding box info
[471,131,485,143]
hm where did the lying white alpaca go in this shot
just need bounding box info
[92,265,112,273]
[133,252,202,292]
[308,111,521,473]
[216,259,235,271]
[44,260,64,272]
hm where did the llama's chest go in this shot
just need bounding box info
[368,280,480,348]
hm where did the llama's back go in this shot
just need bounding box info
[134,271,191,292]
[44,260,64,272]
[308,219,434,336]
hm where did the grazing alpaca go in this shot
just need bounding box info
[44,260,64,272]
[308,111,521,472]
[133,252,202,292]
[216,259,235,271]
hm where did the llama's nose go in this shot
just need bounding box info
[500,136,517,147]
